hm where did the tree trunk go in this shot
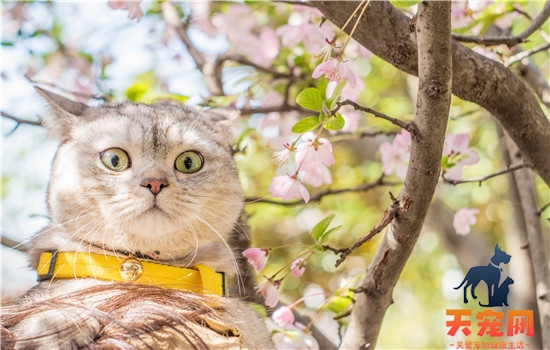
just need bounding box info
[312,1,550,187]
[338,2,453,348]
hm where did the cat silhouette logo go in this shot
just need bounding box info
[454,245,512,307]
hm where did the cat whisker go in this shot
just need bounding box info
[189,202,250,240]
[185,211,244,295]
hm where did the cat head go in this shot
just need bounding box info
[36,87,243,258]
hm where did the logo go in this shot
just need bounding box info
[446,244,535,349]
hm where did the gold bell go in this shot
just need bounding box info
[120,254,143,281]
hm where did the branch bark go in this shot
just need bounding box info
[502,132,550,349]
[311,1,550,187]
[161,1,223,96]
[338,2,453,348]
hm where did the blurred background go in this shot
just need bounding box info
[2,1,548,348]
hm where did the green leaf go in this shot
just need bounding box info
[441,155,449,168]
[389,0,422,8]
[291,116,321,133]
[311,214,336,242]
[247,302,267,319]
[296,88,323,112]
[125,82,150,102]
[324,295,352,314]
[318,225,342,246]
[326,81,347,109]
[324,113,345,131]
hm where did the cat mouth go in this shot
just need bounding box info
[144,204,169,216]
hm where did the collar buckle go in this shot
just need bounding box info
[37,250,59,282]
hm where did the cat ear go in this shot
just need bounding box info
[205,107,242,146]
[35,86,88,141]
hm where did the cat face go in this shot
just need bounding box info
[39,88,243,256]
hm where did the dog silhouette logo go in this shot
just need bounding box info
[454,244,512,307]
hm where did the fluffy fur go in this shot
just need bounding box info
[1,88,272,349]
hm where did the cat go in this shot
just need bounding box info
[1,87,273,349]
[454,244,512,304]
[479,277,514,307]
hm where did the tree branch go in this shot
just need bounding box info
[310,1,550,187]
[245,175,398,206]
[451,33,526,47]
[506,42,550,67]
[1,111,42,134]
[442,163,528,186]
[239,104,304,116]
[338,2,453,348]
[329,130,399,144]
[335,100,415,135]
[515,55,550,108]
[1,236,28,253]
[452,1,550,47]
[214,53,291,80]
[502,131,550,349]
[161,1,223,95]
[323,193,411,268]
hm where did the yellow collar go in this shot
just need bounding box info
[37,251,225,296]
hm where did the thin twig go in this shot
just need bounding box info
[452,0,550,47]
[2,111,42,135]
[273,0,315,7]
[452,33,527,47]
[329,130,398,143]
[505,42,550,67]
[335,100,414,134]
[1,236,28,253]
[215,54,291,80]
[161,1,223,95]
[323,194,412,268]
[442,163,528,186]
[450,108,481,120]
[239,104,305,116]
[245,175,399,206]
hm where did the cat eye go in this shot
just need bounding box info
[175,151,203,174]
[100,148,130,172]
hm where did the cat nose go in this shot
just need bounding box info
[140,178,168,195]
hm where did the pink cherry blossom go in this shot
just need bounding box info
[276,22,331,52]
[292,4,324,18]
[290,258,306,278]
[269,175,310,203]
[273,148,293,167]
[453,208,480,235]
[190,2,218,37]
[271,322,320,349]
[295,133,335,168]
[212,5,279,68]
[108,0,143,21]
[299,164,332,187]
[294,134,335,187]
[260,112,298,151]
[450,1,472,28]
[443,133,480,181]
[242,248,269,271]
[312,58,357,88]
[340,109,362,133]
[341,73,365,101]
[272,306,295,327]
[379,129,411,179]
[256,279,280,308]
[261,91,285,108]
